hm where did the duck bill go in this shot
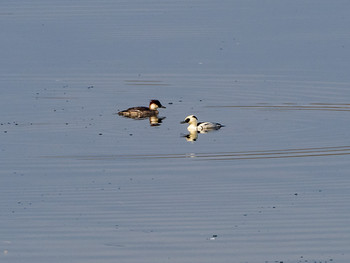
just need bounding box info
[180,121,186,124]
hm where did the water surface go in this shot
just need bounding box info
[1,1,350,263]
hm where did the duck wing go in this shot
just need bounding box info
[126,106,149,112]
[118,106,148,115]
[198,122,223,131]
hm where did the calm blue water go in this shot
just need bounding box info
[1,1,350,263]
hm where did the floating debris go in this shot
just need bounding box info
[208,234,217,240]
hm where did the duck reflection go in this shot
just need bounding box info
[149,116,166,126]
[118,114,166,126]
[182,129,218,142]
[182,130,199,142]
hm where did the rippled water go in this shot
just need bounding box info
[1,1,350,263]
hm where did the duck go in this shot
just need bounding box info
[118,100,166,118]
[181,115,224,132]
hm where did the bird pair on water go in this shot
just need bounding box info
[118,100,224,132]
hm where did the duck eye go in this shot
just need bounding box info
[185,118,190,123]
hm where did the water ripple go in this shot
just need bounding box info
[207,103,350,112]
[43,145,350,161]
